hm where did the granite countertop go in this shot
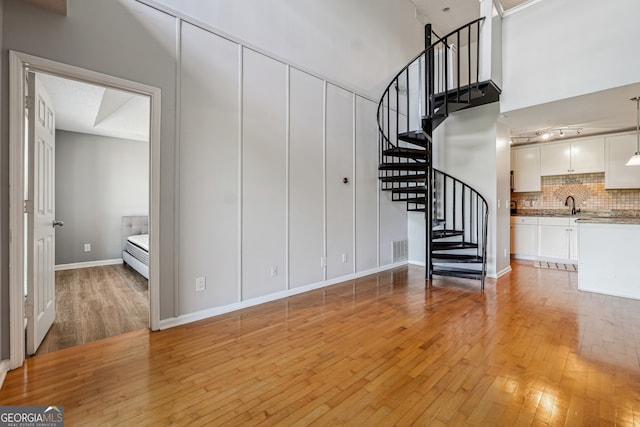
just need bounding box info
[511,209,640,219]
[512,209,640,224]
[575,217,640,224]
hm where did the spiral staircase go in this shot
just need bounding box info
[377,18,501,289]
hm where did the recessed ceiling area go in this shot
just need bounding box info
[409,0,533,37]
[38,73,150,142]
[502,82,640,145]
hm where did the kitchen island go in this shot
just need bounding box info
[577,217,640,300]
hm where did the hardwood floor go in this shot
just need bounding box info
[3,261,640,425]
[34,264,148,356]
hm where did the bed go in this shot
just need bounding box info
[122,216,149,279]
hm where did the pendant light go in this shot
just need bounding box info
[626,96,640,166]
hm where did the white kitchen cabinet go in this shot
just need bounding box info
[511,146,540,192]
[569,218,578,262]
[537,217,577,262]
[605,133,640,189]
[510,216,538,258]
[540,137,604,176]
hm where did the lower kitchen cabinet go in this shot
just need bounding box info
[510,216,538,259]
[511,216,578,263]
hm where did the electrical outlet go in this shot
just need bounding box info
[341,253,347,263]
[84,243,91,252]
[504,248,507,257]
[271,266,278,278]
[320,257,326,267]
[195,277,206,292]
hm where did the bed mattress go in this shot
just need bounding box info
[125,234,149,266]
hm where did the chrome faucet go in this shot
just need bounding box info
[564,195,578,215]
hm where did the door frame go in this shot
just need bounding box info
[9,51,162,369]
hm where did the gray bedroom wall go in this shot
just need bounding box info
[55,130,149,265]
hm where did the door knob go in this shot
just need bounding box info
[52,220,64,228]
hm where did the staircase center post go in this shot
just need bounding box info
[425,24,434,281]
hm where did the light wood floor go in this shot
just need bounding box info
[4,261,640,425]
[34,264,148,356]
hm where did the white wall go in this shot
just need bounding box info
[2,0,421,334]
[55,131,148,265]
[409,103,510,277]
[501,0,640,113]
[147,0,424,99]
[176,21,404,319]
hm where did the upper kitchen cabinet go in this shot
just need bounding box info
[605,132,640,189]
[540,137,604,176]
[511,145,540,192]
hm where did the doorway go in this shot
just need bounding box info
[9,51,161,369]
[27,71,150,356]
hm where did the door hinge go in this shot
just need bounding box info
[24,200,34,214]
[25,95,35,110]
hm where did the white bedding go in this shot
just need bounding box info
[128,234,149,252]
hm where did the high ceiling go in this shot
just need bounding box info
[410,0,532,38]
[409,0,638,145]
[25,0,637,147]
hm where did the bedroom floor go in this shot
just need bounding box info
[34,264,149,356]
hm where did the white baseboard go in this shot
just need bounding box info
[55,258,123,271]
[488,266,512,279]
[0,360,10,390]
[159,262,407,330]
[409,260,511,280]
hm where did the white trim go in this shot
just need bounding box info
[237,45,244,303]
[322,81,328,281]
[0,360,10,390]
[9,52,26,370]
[55,259,123,271]
[488,265,512,279]
[511,254,541,262]
[408,260,426,267]
[351,93,357,274]
[173,17,182,319]
[285,64,291,291]
[159,262,407,330]
[8,51,162,371]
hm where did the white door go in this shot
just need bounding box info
[26,72,58,355]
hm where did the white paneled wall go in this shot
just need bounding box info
[326,84,355,279]
[241,49,288,300]
[179,22,240,312]
[355,97,379,272]
[175,21,406,320]
[289,69,325,289]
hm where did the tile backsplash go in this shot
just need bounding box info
[512,173,640,212]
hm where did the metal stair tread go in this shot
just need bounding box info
[382,147,429,159]
[432,229,464,239]
[391,186,428,194]
[380,174,427,183]
[379,163,426,171]
[432,241,478,250]
[397,131,430,147]
[432,266,483,280]
[431,254,484,263]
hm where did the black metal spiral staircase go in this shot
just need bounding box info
[377,18,500,289]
